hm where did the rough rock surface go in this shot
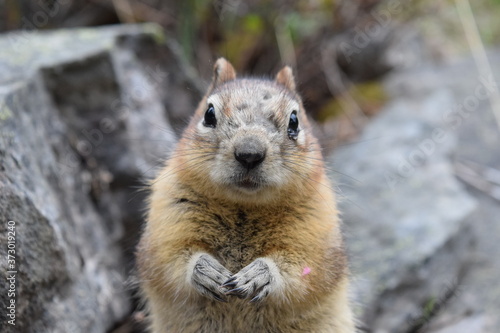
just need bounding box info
[331,53,500,332]
[0,24,197,333]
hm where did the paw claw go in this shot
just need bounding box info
[212,294,228,303]
[249,295,260,303]
[222,278,238,288]
[223,258,279,303]
[226,287,245,295]
[222,276,237,286]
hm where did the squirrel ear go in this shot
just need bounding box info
[275,66,296,91]
[210,58,236,90]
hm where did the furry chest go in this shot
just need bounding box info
[200,210,271,272]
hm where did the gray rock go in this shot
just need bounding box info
[330,51,500,332]
[0,24,188,333]
[429,314,493,333]
[330,89,477,332]
[409,56,500,333]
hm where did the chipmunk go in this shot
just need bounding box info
[136,58,355,333]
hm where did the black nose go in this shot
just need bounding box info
[234,139,266,169]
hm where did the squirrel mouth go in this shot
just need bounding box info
[235,178,261,191]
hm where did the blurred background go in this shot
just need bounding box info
[1,1,500,333]
[2,0,500,145]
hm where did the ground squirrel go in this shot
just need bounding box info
[137,58,355,332]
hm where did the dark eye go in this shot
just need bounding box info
[287,111,299,140]
[203,104,217,128]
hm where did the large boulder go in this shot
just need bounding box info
[0,24,197,333]
[332,53,500,332]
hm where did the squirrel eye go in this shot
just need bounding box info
[287,111,299,140]
[203,104,217,128]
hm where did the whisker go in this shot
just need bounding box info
[149,153,215,187]
[281,162,362,213]
[143,119,177,136]
[285,154,361,184]
[281,164,334,211]
[326,136,383,150]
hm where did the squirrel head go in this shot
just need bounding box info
[175,58,324,205]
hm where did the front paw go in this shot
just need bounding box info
[189,253,232,302]
[222,258,282,303]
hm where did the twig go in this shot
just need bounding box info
[275,16,296,69]
[91,0,174,26]
[455,0,500,133]
[320,41,369,130]
[454,160,500,201]
[112,0,136,23]
[460,159,500,186]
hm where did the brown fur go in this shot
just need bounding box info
[137,58,355,332]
